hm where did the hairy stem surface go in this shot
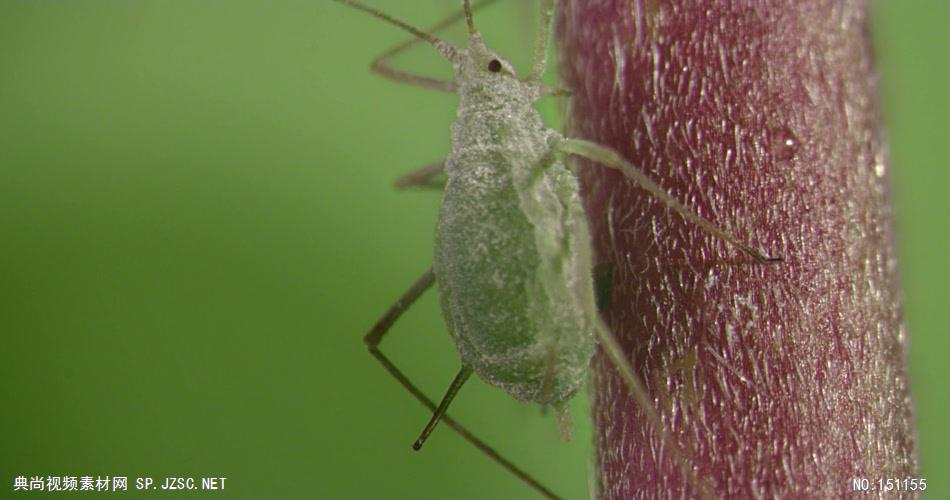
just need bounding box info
[557,1,918,497]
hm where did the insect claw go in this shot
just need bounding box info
[756,253,784,263]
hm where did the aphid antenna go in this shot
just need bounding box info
[333,0,460,62]
[462,0,477,35]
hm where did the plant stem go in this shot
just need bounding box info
[557,1,919,497]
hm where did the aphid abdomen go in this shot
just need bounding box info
[434,149,597,405]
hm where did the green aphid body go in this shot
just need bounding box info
[433,35,597,405]
[336,3,779,496]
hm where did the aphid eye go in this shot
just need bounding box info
[487,59,502,73]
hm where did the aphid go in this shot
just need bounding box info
[334,1,780,498]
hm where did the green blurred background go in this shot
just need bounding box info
[0,1,945,498]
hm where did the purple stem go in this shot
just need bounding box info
[556,1,918,497]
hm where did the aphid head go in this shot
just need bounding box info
[450,33,519,82]
[441,1,545,100]
[335,0,551,96]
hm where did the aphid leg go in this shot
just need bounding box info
[520,0,571,96]
[412,365,473,450]
[394,160,445,190]
[593,262,614,312]
[542,86,574,98]
[336,0,501,92]
[590,319,715,498]
[558,138,783,262]
[363,268,563,500]
[526,0,555,83]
